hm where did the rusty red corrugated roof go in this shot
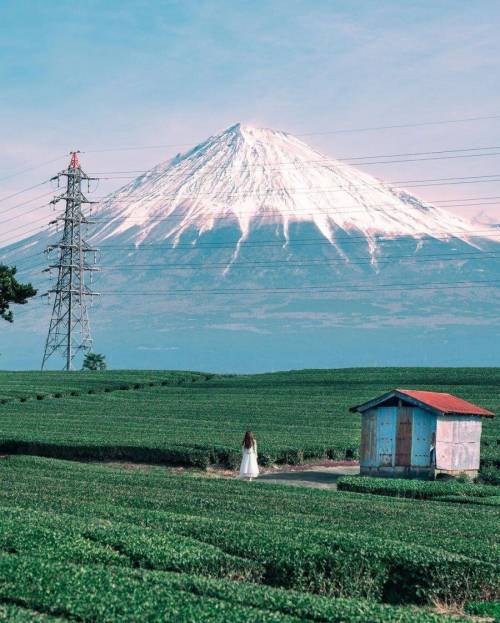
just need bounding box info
[396,389,495,417]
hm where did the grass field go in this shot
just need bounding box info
[0,368,498,467]
[0,455,497,621]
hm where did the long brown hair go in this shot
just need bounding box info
[242,431,256,449]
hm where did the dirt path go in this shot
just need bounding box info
[98,459,360,490]
[256,464,360,489]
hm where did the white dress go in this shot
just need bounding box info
[239,443,259,478]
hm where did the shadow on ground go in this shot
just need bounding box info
[257,465,360,490]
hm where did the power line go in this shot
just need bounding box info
[88,148,500,177]
[3,151,500,219]
[87,201,500,225]
[0,180,51,204]
[10,246,500,276]
[95,254,499,272]
[0,190,54,216]
[88,174,500,204]
[80,113,500,153]
[95,278,500,296]
[0,155,67,183]
[90,144,500,172]
[2,184,500,245]
[12,279,499,317]
[95,230,500,252]
[2,194,499,231]
[295,114,500,136]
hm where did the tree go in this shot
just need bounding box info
[82,352,107,371]
[0,264,36,323]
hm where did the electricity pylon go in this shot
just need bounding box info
[41,152,99,371]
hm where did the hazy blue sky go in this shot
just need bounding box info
[1,0,500,241]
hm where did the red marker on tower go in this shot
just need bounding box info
[69,151,80,168]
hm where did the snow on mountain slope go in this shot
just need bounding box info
[92,123,493,260]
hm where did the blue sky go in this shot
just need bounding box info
[1,0,500,239]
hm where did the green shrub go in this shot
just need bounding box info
[277,449,304,465]
[259,452,275,467]
[85,523,263,581]
[0,554,459,623]
[465,600,500,618]
[171,516,498,605]
[478,465,500,485]
[0,441,210,470]
[337,476,498,500]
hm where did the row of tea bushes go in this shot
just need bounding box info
[5,503,495,606]
[337,476,499,500]
[1,455,497,565]
[0,554,468,623]
[167,514,498,606]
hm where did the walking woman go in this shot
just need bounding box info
[239,431,259,480]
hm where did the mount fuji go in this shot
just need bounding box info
[1,123,499,370]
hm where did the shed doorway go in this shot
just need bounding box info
[395,407,412,466]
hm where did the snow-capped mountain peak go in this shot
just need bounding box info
[92,123,494,255]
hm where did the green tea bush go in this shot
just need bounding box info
[0,455,497,614]
[0,603,65,622]
[337,476,498,500]
[171,516,498,605]
[0,441,211,469]
[465,600,500,618]
[0,554,462,623]
[478,465,500,485]
[85,523,263,581]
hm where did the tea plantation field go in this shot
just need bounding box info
[0,455,497,621]
[0,368,498,468]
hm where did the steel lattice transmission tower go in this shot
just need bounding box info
[41,152,99,371]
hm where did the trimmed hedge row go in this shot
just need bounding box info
[337,476,499,500]
[0,554,466,623]
[0,371,211,402]
[168,515,499,605]
[162,573,463,623]
[0,440,211,469]
[2,491,496,608]
[0,440,358,470]
[433,495,500,506]
[0,555,296,623]
[0,603,65,622]
[2,374,207,404]
[85,523,263,582]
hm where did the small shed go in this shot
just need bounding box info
[350,389,494,478]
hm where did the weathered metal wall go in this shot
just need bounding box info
[376,406,396,467]
[436,415,482,472]
[411,407,436,467]
[360,409,377,467]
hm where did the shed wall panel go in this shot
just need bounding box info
[411,408,436,466]
[395,407,412,467]
[435,416,482,472]
[436,417,454,470]
[360,410,377,467]
[376,407,396,467]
